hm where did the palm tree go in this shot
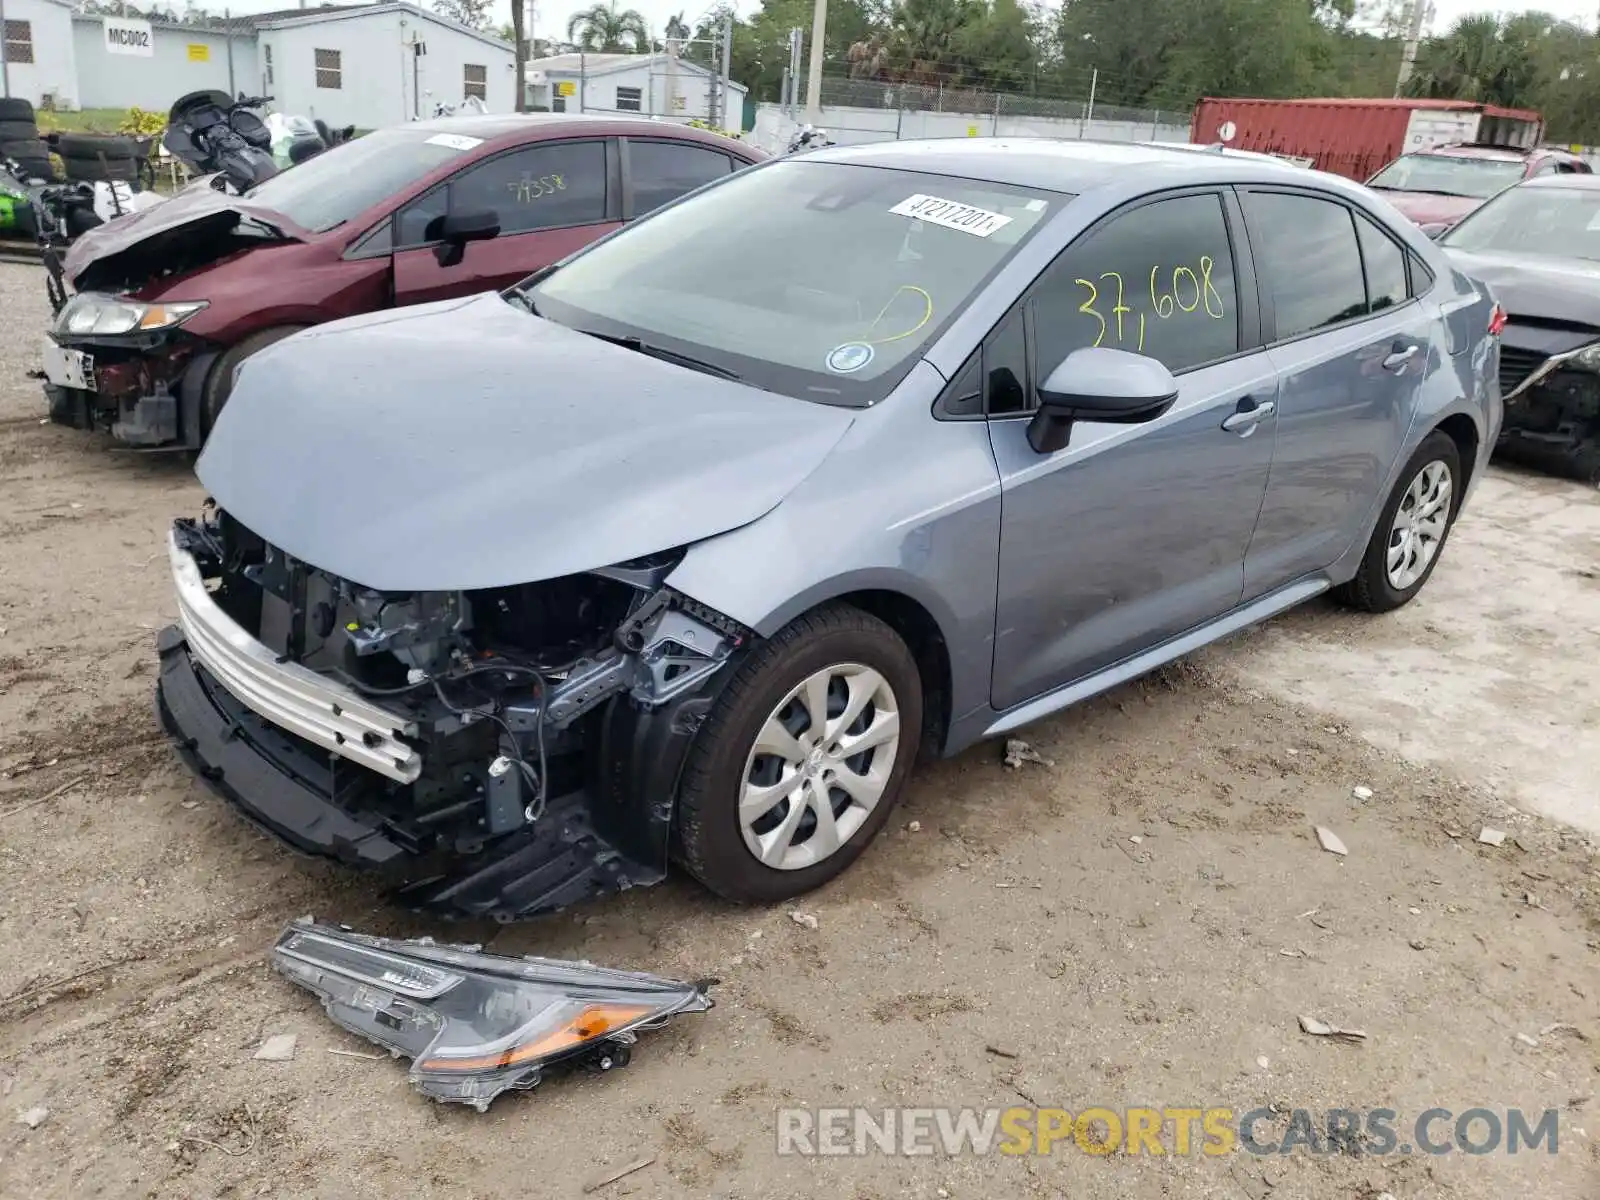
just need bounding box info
[566,2,653,53]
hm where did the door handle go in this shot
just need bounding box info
[1383,343,1420,372]
[1222,397,1275,433]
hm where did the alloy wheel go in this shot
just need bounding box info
[738,662,902,871]
[1386,459,1452,591]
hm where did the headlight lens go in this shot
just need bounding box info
[56,292,208,337]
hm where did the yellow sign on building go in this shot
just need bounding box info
[187,43,209,62]
[556,81,576,97]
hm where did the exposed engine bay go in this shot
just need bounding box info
[158,506,748,921]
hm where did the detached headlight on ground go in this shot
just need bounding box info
[270,918,715,1110]
[55,292,208,337]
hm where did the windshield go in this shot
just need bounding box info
[1367,153,1524,199]
[1441,183,1600,261]
[521,159,1061,406]
[244,126,486,232]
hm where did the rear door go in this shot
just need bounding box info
[1240,188,1434,595]
[620,137,736,220]
[390,137,621,306]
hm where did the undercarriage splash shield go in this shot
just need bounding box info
[270,918,715,1110]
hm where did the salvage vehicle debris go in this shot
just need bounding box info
[41,115,763,450]
[270,919,714,1110]
[1436,175,1600,483]
[155,139,1496,918]
[1298,1014,1368,1042]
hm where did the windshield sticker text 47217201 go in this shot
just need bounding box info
[890,194,1013,238]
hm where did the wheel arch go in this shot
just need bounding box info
[683,571,963,760]
[1433,410,1481,504]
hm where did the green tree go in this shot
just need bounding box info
[566,3,653,52]
[431,0,493,31]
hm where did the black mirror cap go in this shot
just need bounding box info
[425,208,501,244]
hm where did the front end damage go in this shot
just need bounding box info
[156,507,748,921]
[44,303,215,448]
[1496,324,1600,484]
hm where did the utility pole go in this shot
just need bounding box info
[1395,0,1430,97]
[718,11,733,130]
[803,0,826,120]
[0,0,10,99]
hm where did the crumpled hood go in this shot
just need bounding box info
[1442,248,1600,326]
[1374,190,1482,229]
[62,181,300,285]
[197,293,857,591]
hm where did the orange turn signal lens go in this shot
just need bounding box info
[418,1002,653,1073]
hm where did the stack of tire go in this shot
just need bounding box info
[55,131,148,186]
[0,97,52,183]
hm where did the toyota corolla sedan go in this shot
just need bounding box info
[156,139,1502,921]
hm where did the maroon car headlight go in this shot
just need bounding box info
[55,291,208,336]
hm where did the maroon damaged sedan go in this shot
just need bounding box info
[41,114,765,449]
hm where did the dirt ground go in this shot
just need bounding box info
[1,259,1597,1200]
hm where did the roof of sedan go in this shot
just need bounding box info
[806,137,1319,193]
[403,113,720,140]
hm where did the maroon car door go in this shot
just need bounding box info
[391,137,621,306]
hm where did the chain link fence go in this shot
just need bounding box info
[816,75,1188,135]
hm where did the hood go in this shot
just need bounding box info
[196,293,857,591]
[1442,248,1600,326]
[63,182,301,292]
[1373,190,1483,228]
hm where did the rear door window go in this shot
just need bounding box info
[627,140,734,215]
[1244,191,1366,340]
[1354,212,1409,314]
[1027,192,1241,382]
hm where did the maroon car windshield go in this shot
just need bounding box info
[1367,153,1526,200]
[242,126,486,232]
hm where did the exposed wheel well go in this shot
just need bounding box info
[1435,413,1481,504]
[834,590,952,760]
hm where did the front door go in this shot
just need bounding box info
[989,190,1278,712]
[1237,189,1430,595]
[391,137,621,306]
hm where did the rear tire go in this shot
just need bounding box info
[1334,429,1463,613]
[201,326,310,438]
[674,603,922,904]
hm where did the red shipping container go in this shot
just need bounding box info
[1189,97,1545,182]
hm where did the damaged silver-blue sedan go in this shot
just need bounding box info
[156,138,1502,920]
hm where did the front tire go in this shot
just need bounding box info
[201,325,309,439]
[1334,429,1463,613]
[674,603,922,904]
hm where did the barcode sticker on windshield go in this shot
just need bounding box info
[425,133,483,151]
[890,194,1013,238]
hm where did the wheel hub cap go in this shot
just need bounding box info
[738,662,902,872]
[1386,459,1452,591]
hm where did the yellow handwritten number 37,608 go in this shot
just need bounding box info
[1074,258,1227,352]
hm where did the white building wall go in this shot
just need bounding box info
[3,0,79,110]
[72,21,257,112]
[544,62,746,127]
[266,11,513,130]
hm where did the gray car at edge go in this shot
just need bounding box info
[155,139,1503,920]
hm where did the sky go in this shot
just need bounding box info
[206,0,1600,48]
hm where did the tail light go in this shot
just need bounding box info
[1488,303,1507,337]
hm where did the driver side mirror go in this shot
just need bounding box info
[1026,346,1179,454]
[426,208,501,268]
